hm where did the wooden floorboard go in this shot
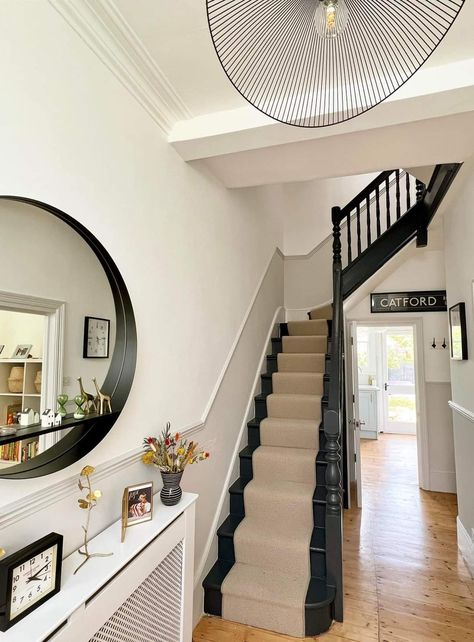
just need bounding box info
[193,434,474,641]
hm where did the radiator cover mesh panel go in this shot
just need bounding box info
[90,541,183,642]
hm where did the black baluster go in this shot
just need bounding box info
[386,176,391,229]
[406,172,411,210]
[366,195,371,247]
[416,179,424,202]
[356,203,361,255]
[396,169,401,219]
[375,185,381,237]
[347,212,352,265]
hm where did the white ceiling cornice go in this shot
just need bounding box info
[49,0,192,134]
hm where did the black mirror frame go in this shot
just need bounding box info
[0,196,137,479]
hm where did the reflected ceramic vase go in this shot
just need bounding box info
[160,471,183,507]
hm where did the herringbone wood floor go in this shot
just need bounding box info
[194,434,474,641]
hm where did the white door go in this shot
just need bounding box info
[350,322,363,507]
[382,328,417,435]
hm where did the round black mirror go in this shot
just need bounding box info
[0,196,136,478]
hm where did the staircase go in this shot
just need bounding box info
[202,163,461,637]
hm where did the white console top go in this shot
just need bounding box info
[1,492,198,642]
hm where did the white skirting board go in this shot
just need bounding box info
[457,517,474,578]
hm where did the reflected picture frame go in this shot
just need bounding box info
[83,316,110,359]
[449,302,468,361]
[11,344,32,359]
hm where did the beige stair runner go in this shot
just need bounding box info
[221,317,329,638]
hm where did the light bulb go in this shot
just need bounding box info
[314,0,349,39]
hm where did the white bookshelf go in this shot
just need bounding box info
[0,359,43,464]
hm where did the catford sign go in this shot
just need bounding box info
[371,291,447,313]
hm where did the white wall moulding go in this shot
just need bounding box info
[457,516,474,578]
[0,447,142,532]
[48,0,191,134]
[1,494,197,642]
[448,400,474,423]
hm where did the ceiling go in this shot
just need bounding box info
[115,0,474,118]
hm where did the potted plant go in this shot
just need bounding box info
[142,422,209,506]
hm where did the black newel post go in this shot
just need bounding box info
[325,206,344,622]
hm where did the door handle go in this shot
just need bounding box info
[384,382,388,391]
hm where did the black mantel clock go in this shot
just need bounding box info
[0,533,63,631]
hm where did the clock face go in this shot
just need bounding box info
[9,544,58,620]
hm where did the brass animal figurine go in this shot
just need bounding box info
[92,378,112,415]
[77,377,97,414]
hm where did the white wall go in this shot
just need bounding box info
[0,201,115,397]
[281,173,376,256]
[443,160,474,544]
[0,310,45,359]
[346,234,455,493]
[0,0,283,625]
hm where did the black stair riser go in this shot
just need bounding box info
[266,354,278,374]
[218,534,235,563]
[255,396,267,420]
[261,375,273,396]
[204,587,222,617]
[239,454,253,480]
[314,501,326,524]
[272,337,331,356]
[305,603,333,637]
[247,422,260,448]
[230,490,245,516]
[316,461,327,485]
[311,550,327,578]
[271,337,282,355]
[261,374,330,397]
[278,320,332,339]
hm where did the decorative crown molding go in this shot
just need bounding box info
[48,0,191,134]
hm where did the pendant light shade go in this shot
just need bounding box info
[206,0,465,127]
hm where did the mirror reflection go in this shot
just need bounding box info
[0,200,116,469]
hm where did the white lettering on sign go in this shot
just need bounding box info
[371,291,446,313]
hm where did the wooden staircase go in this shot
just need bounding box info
[202,163,461,637]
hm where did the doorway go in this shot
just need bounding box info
[348,320,427,507]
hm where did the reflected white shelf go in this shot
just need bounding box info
[0,359,42,364]
[0,393,23,397]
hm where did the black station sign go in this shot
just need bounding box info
[371,291,447,313]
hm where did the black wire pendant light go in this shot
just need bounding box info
[206,0,465,127]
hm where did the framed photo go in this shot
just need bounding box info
[83,317,110,358]
[121,481,153,542]
[11,344,32,359]
[449,302,468,360]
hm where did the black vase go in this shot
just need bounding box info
[160,471,183,506]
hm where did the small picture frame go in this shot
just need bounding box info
[11,344,32,359]
[449,302,468,361]
[83,317,110,359]
[121,482,153,542]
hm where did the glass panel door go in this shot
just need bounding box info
[383,329,417,434]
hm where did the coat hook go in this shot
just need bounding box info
[442,338,447,349]
[432,338,437,348]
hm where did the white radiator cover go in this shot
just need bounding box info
[90,542,183,642]
[2,494,197,642]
